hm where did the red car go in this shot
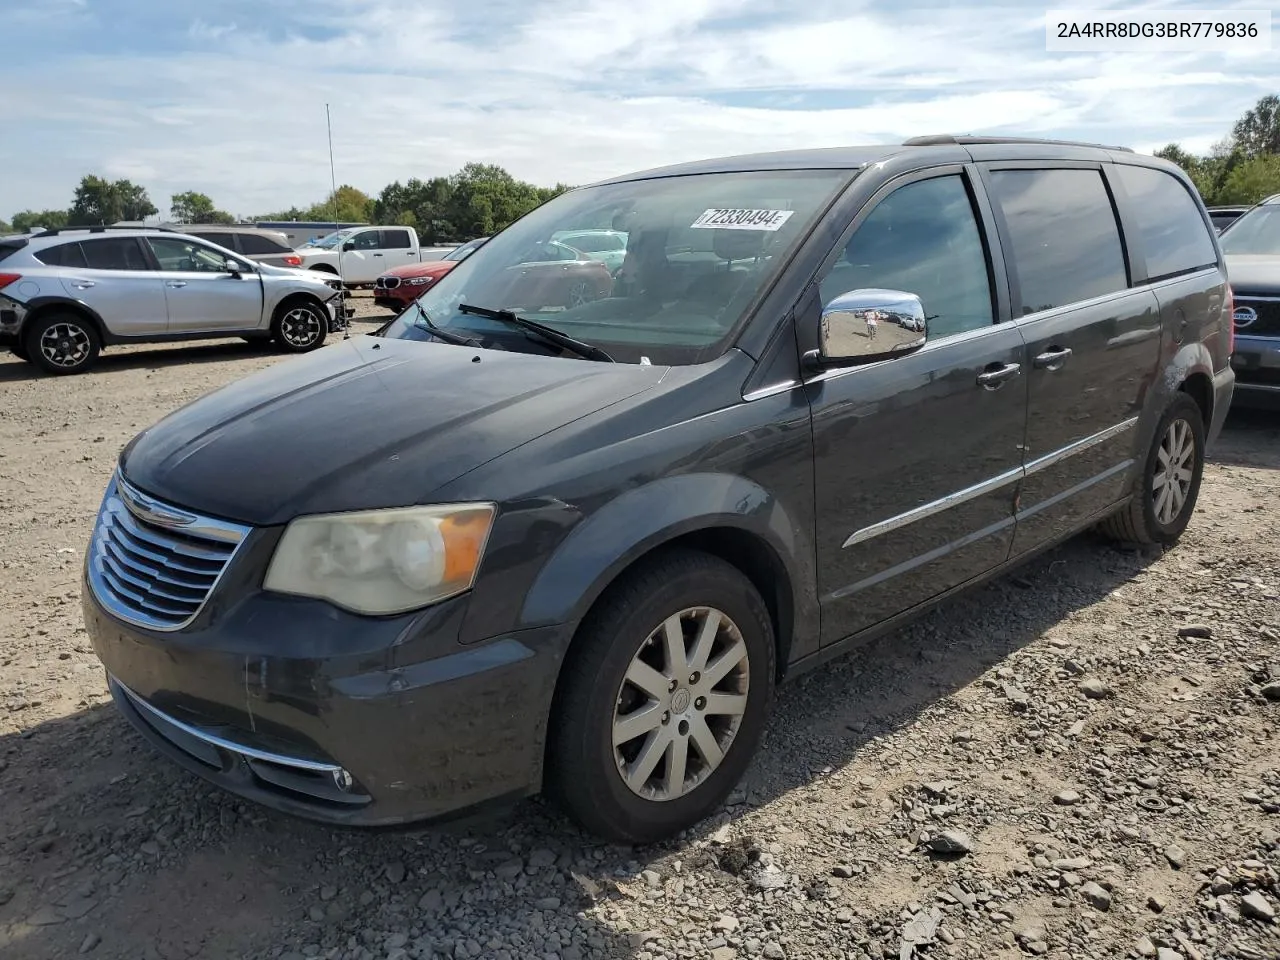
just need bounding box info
[372,237,488,312]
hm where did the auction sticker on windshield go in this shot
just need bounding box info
[690,208,795,231]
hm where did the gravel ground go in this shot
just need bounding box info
[1,292,1277,960]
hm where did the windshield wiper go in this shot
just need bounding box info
[404,301,484,347]
[457,303,614,362]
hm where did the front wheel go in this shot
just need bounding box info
[1098,392,1206,545]
[271,301,328,353]
[548,549,775,844]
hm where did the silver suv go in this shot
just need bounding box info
[0,227,351,375]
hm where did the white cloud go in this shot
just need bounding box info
[0,0,1273,219]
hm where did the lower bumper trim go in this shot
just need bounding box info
[111,675,370,809]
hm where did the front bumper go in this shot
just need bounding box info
[84,575,567,827]
[1231,335,1280,408]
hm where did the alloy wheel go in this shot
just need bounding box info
[39,322,92,369]
[280,307,322,347]
[1152,417,1195,525]
[611,606,750,802]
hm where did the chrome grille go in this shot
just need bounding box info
[86,473,250,631]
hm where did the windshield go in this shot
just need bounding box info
[378,169,850,365]
[1220,206,1280,256]
[303,230,356,249]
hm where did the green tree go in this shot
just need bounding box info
[374,176,457,241]
[306,184,374,224]
[1214,154,1280,205]
[69,175,157,224]
[0,218,10,234]
[446,163,551,237]
[1231,94,1280,159]
[170,191,235,224]
[11,209,70,233]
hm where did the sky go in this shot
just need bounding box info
[1,0,1275,220]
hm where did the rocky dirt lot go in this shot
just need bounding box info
[0,293,1277,960]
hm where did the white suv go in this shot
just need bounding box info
[0,227,351,375]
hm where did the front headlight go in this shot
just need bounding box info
[406,276,434,286]
[264,504,496,615]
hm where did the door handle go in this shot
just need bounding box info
[71,280,95,289]
[373,253,384,257]
[166,281,188,288]
[1033,346,1072,370]
[976,362,1021,390]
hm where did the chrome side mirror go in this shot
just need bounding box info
[807,288,927,369]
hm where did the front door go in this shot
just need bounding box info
[979,165,1163,555]
[146,237,263,334]
[807,169,1030,645]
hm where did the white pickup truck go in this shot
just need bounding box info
[294,226,456,285]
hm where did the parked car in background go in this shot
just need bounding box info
[551,229,629,273]
[372,237,489,312]
[294,226,455,285]
[82,135,1232,845]
[172,224,305,269]
[255,220,367,249]
[1207,205,1250,234]
[1220,195,1280,407]
[0,227,349,375]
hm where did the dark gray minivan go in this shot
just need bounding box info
[83,136,1235,844]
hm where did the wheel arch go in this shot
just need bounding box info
[521,473,814,691]
[20,297,108,343]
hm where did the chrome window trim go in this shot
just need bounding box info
[841,416,1138,549]
[113,677,342,774]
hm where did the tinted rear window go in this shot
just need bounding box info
[381,229,412,249]
[81,237,149,270]
[35,241,89,267]
[1113,164,1217,281]
[237,233,290,254]
[988,168,1129,316]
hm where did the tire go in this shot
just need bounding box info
[23,312,101,376]
[1098,392,1206,546]
[271,300,328,353]
[9,342,31,362]
[548,548,776,844]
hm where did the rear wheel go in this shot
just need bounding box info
[548,549,775,844]
[271,300,328,353]
[1098,392,1205,545]
[24,312,101,375]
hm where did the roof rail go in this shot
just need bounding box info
[903,134,1135,153]
[33,224,177,237]
[1260,193,1280,205]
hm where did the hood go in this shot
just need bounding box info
[384,261,454,279]
[1224,255,1280,293]
[120,337,665,526]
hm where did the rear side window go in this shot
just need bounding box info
[1112,165,1218,281]
[81,237,150,270]
[381,229,412,249]
[190,232,235,251]
[34,241,88,268]
[237,233,290,254]
[988,168,1129,316]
